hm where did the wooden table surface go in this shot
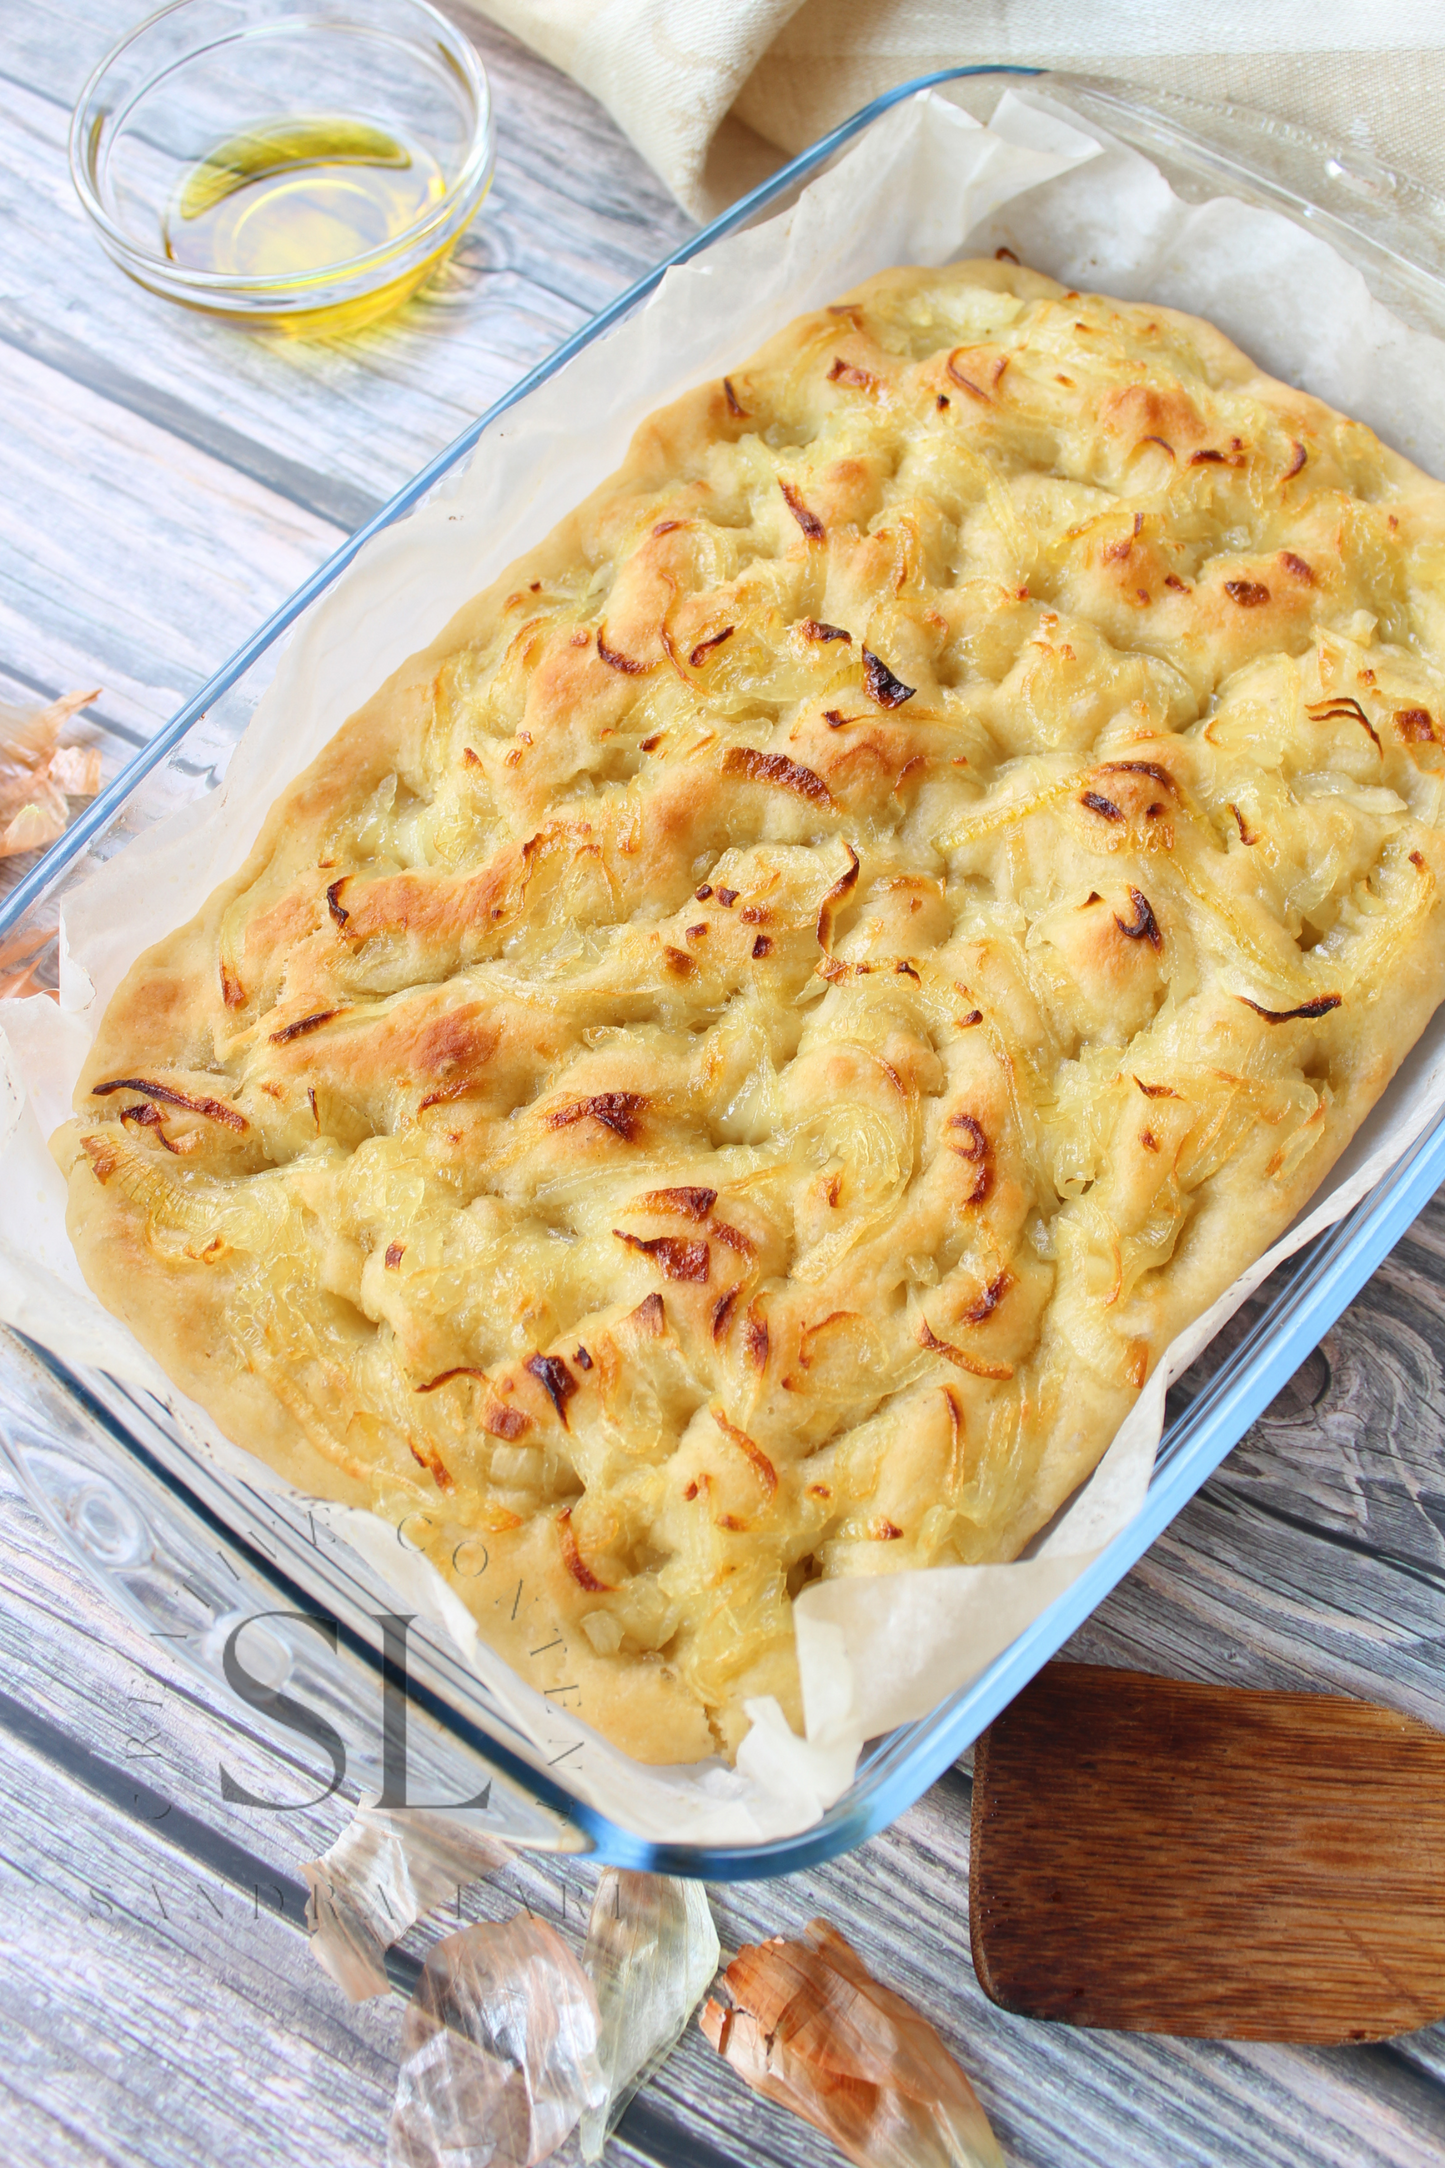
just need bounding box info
[6,6,1445,2163]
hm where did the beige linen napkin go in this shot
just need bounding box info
[467,0,1444,220]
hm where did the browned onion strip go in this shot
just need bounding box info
[91,1076,248,1131]
[1238,993,1342,1023]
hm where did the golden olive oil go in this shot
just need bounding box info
[163,115,450,332]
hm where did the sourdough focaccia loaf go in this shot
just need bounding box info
[57,262,1445,1763]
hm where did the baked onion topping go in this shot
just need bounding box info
[62,259,1445,1768]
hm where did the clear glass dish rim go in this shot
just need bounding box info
[68,0,496,299]
[12,61,1445,1875]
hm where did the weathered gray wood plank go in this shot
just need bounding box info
[0,339,342,730]
[0,1760,402,2168]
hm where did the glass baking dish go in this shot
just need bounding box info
[5,66,1445,1878]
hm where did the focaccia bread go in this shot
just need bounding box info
[56,261,1445,1764]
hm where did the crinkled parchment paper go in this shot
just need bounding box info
[6,87,1445,1844]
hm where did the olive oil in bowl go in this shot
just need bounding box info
[72,0,494,332]
[163,115,451,331]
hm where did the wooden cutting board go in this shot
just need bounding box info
[969,1661,1445,2042]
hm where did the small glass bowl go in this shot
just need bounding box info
[70,0,495,334]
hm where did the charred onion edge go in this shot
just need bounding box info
[612,1230,710,1283]
[557,1506,610,1592]
[269,1009,341,1045]
[797,1311,857,1368]
[547,1092,645,1142]
[861,649,916,708]
[712,1408,778,1497]
[416,1366,488,1394]
[408,1439,454,1492]
[120,1102,179,1152]
[722,746,833,804]
[1238,993,1343,1023]
[960,1271,1012,1325]
[596,625,646,674]
[816,842,861,952]
[778,480,825,540]
[525,1351,579,1427]
[708,1220,754,1258]
[418,1079,476,1114]
[92,1077,247,1131]
[1395,708,1438,744]
[918,1317,1013,1380]
[638,1185,717,1220]
[1307,695,1381,751]
[1115,888,1163,949]
[688,626,734,667]
[947,1112,992,1204]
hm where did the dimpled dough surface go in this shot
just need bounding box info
[57,262,1445,1764]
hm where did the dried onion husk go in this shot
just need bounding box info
[388,1915,605,2168]
[579,1869,719,2158]
[0,688,102,860]
[700,1916,1004,2167]
[302,1802,511,2001]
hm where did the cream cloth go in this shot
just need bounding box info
[469,0,1442,219]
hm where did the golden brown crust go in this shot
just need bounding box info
[57,262,1445,1762]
